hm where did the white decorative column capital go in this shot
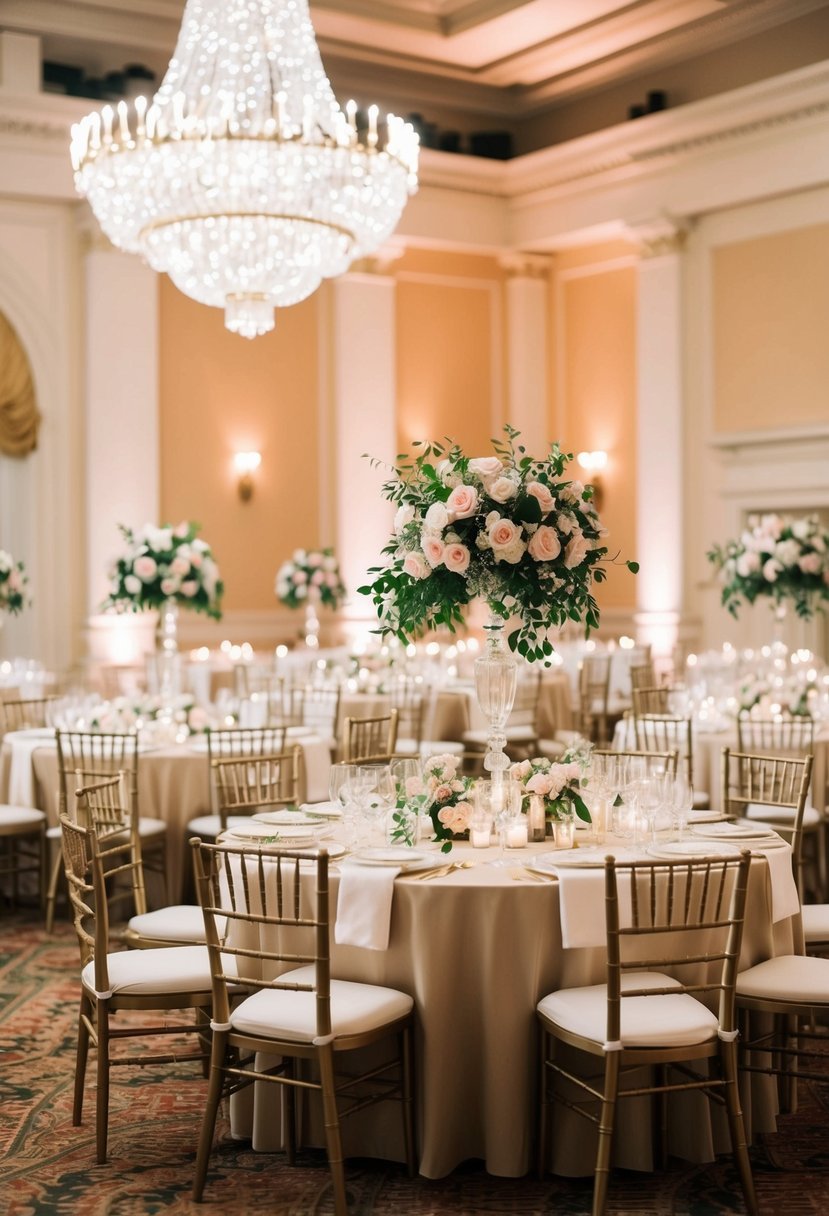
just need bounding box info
[626,214,691,260]
[348,240,406,277]
[498,252,553,280]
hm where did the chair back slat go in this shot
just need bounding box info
[56,730,139,817]
[341,711,399,764]
[389,679,425,744]
[301,684,341,740]
[74,772,149,920]
[736,713,814,757]
[0,696,56,734]
[632,714,694,785]
[211,749,301,831]
[721,747,813,894]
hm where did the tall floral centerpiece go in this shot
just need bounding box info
[275,547,346,649]
[708,514,829,640]
[104,522,223,698]
[361,426,637,811]
[0,550,28,622]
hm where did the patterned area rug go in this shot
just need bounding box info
[3,913,829,1215]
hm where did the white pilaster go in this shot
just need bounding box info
[630,219,687,657]
[331,258,398,634]
[84,226,160,662]
[500,254,551,451]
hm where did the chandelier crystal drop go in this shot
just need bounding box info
[70,0,419,339]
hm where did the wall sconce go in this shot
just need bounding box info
[234,451,261,502]
[576,450,608,511]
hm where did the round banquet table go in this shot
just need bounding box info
[0,731,331,902]
[226,829,800,1180]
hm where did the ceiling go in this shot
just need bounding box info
[1,0,827,126]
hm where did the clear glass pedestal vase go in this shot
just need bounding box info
[155,598,181,710]
[770,600,789,657]
[474,610,518,825]
[303,593,321,650]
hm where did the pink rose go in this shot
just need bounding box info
[188,706,209,731]
[469,457,503,479]
[7,569,21,591]
[293,569,308,584]
[443,543,470,574]
[173,522,190,538]
[433,782,454,803]
[799,552,822,575]
[190,553,203,568]
[311,569,326,585]
[526,772,555,797]
[446,484,479,520]
[170,556,190,576]
[564,532,590,569]
[422,536,445,568]
[160,577,179,596]
[488,518,521,550]
[181,580,199,597]
[133,555,157,581]
[403,551,430,580]
[559,480,585,505]
[438,802,472,833]
[527,480,555,515]
[528,526,562,562]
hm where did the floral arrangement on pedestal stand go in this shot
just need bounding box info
[0,550,28,623]
[361,425,637,847]
[708,513,829,647]
[103,522,223,707]
[275,547,346,649]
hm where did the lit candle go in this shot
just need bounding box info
[368,104,378,147]
[471,826,492,849]
[117,100,130,143]
[506,822,528,848]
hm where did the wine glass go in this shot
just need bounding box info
[669,774,693,841]
[360,764,393,847]
[483,779,522,867]
[330,763,358,847]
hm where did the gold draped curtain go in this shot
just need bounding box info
[0,312,40,457]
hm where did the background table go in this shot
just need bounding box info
[230,833,799,1180]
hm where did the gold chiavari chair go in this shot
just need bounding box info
[185,725,290,840]
[341,710,399,764]
[461,670,542,758]
[631,685,671,715]
[190,839,416,1214]
[721,748,812,895]
[77,770,206,948]
[60,794,215,1164]
[300,683,341,752]
[592,747,679,779]
[0,696,56,736]
[267,678,304,727]
[46,730,168,932]
[577,655,612,744]
[734,716,823,897]
[0,801,46,910]
[629,662,656,694]
[389,677,426,754]
[211,749,301,831]
[632,713,710,808]
[537,853,756,1216]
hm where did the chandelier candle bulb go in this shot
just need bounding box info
[117,100,130,143]
[101,105,114,143]
[134,95,147,137]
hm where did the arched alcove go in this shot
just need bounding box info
[0,310,41,458]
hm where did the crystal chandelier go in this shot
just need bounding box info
[70,0,419,339]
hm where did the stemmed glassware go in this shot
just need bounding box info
[329,763,358,847]
[477,779,522,867]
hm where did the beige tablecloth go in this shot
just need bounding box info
[0,733,331,901]
[229,833,798,1180]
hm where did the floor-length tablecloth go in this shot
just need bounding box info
[229,836,799,1179]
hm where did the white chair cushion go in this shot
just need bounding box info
[736,954,829,1004]
[537,970,719,1048]
[0,804,46,829]
[81,944,216,997]
[419,741,464,758]
[229,963,413,1043]
[187,814,251,838]
[692,791,710,811]
[744,802,821,828]
[802,904,829,943]
[395,738,420,755]
[127,905,209,944]
[537,739,566,760]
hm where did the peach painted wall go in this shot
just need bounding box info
[713,223,829,432]
[552,243,638,612]
[158,279,320,614]
[395,247,506,457]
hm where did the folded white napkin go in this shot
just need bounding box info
[555,868,632,949]
[7,734,51,808]
[335,864,400,951]
[756,842,800,923]
[301,737,333,803]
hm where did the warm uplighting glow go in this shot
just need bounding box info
[618,635,635,649]
[70,0,419,339]
[576,450,608,473]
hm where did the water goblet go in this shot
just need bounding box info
[483,779,522,867]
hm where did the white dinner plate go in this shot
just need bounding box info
[301,801,343,819]
[253,809,317,826]
[692,822,776,841]
[349,847,428,868]
[647,840,742,860]
[224,822,323,843]
[529,845,642,871]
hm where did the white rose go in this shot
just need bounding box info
[143,525,173,552]
[735,552,760,578]
[774,539,801,568]
[323,555,338,571]
[495,538,526,565]
[124,575,142,595]
[486,476,519,504]
[436,459,462,488]
[762,558,781,583]
[792,519,811,541]
[394,504,415,534]
[424,502,449,532]
[469,457,503,479]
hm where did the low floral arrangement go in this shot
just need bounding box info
[510,754,592,824]
[63,694,213,737]
[104,522,223,619]
[275,548,346,610]
[361,426,636,661]
[397,752,475,853]
[0,550,27,615]
[708,514,829,620]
